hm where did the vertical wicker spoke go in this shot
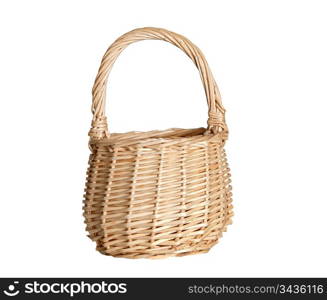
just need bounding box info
[99,148,117,253]
[175,146,187,248]
[150,148,163,248]
[127,146,142,250]
[203,144,210,240]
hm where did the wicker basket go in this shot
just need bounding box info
[83,27,233,259]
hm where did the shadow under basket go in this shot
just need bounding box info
[83,27,233,259]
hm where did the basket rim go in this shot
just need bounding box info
[89,127,223,149]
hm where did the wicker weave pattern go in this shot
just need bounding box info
[83,28,233,258]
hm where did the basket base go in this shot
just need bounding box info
[93,226,233,259]
[90,219,232,259]
[96,242,216,259]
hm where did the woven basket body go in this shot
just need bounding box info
[83,28,233,259]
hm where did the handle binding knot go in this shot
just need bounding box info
[89,116,109,139]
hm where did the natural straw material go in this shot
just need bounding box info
[83,27,233,259]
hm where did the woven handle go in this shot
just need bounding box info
[89,27,227,139]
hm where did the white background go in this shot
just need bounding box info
[0,0,326,277]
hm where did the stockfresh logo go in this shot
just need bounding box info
[3,280,127,297]
[3,281,20,297]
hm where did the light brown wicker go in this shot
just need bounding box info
[83,27,233,259]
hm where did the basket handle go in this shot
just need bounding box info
[89,27,228,139]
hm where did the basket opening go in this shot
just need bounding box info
[88,127,222,149]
